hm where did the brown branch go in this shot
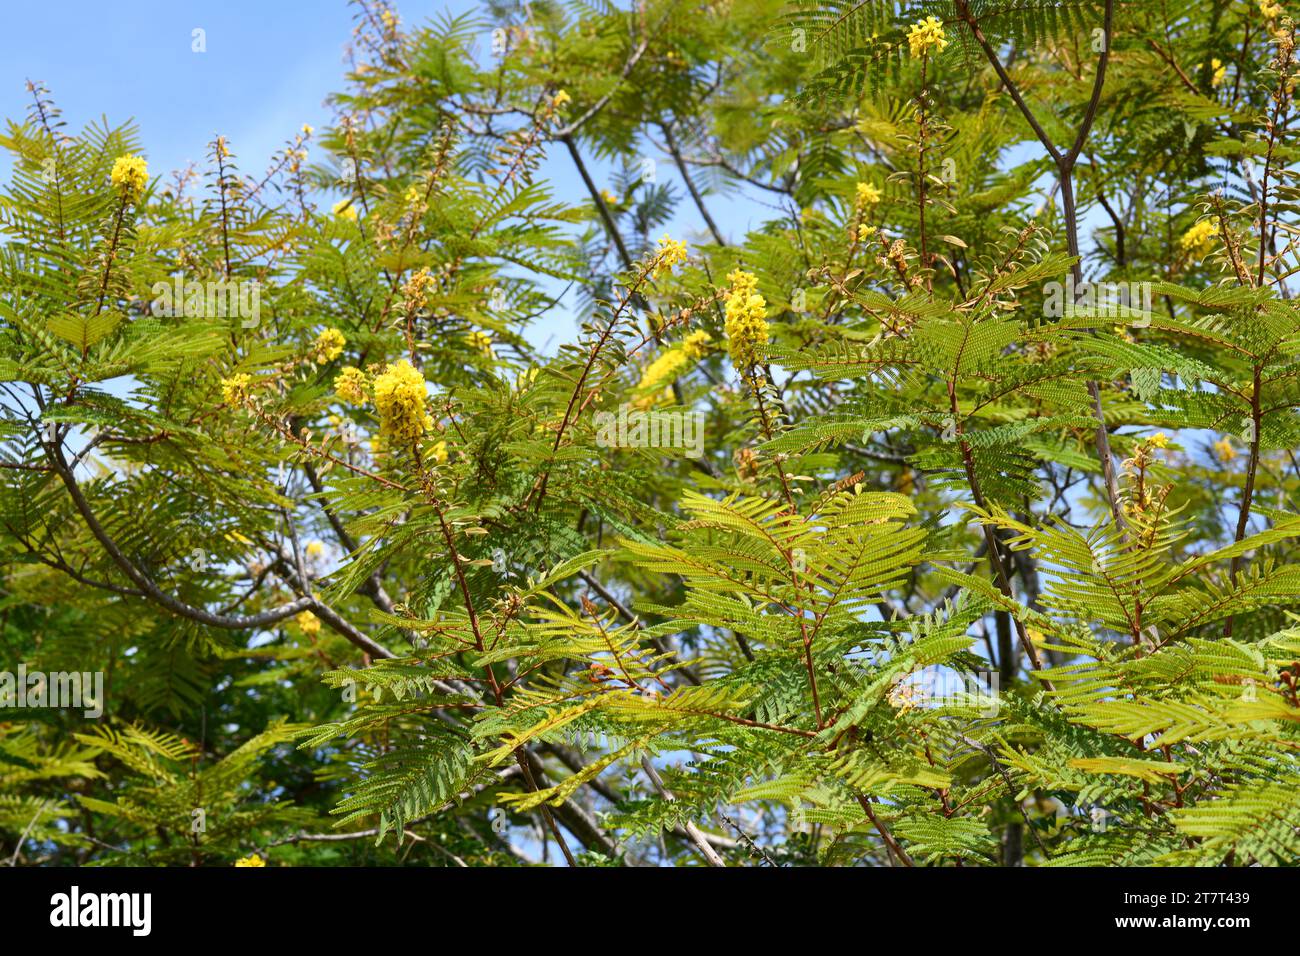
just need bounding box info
[41,433,395,660]
[955,0,1127,537]
[855,794,914,866]
[662,121,726,246]
[640,756,725,866]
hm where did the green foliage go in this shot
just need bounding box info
[3,0,1300,867]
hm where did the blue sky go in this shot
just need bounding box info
[0,0,469,181]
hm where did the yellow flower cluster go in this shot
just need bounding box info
[1179,218,1219,259]
[1122,431,1178,521]
[234,855,266,867]
[1261,0,1284,21]
[681,329,712,359]
[466,330,494,355]
[334,366,368,404]
[635,359,684,404]
[110,154,149,196]
[635,330,712,402]
[1211,57,1227,88]
[726,268,758,298]
[855,181,882,207]
[402,267,436,310]
[1123,432,1173,485]
[1213,437,1238,463]
[313,328,346,363]
[886,678,919,714]
[220,373,254,407]
[373,359,432,445]
[295,610,321,636]
[332,199,358,221]
[907,16,948,59]
[723,269,768,370]
[552,89,571,109]
[654,235,689,279]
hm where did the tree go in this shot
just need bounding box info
[2,0,1300,867]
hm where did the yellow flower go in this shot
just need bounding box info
[373,359,432,445]
[726,267,758,297]
[637,349,690,400]
[402,267,436,310]
[907,16,948,59]
[633,329,712,402]
[1210,58,1227,88]
[313,328,346,363]
[332,199,358,221]
[110,154,149,196]
[305,541,325,559]
[1213,437,1238,463]
[886,679,919,713]
[220,373,254,407]
[295,610,321,636]
[855,181,882,208]
[723,270,768,370]
[654,235,688,279]
[301,123,314,136]
[335,366,368,404]
[1260,0,1284,21]
[466,330,493,355]
[552,89,571,108]
[682,330,712,360]
[430,440,448,464]
[600,188,621,207]
[403,180,428,209]
[234,855,266,867]
[1179,218,1218,259]
[1148,432,1171,449]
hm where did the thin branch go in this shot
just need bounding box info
[42,433,395,660]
